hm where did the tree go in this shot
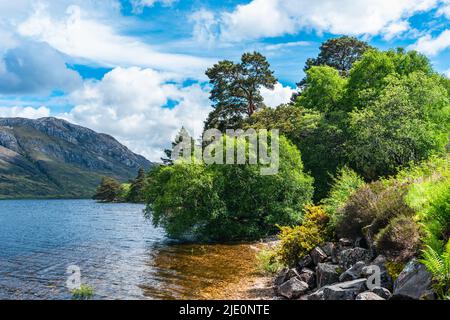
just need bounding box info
[127,168,147,203]
[145,135,314,241]
[93,177,121,202]
[204,52,277,131]
[298,36,371,86]
[161,127,195,165]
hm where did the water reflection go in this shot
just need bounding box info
[0,200,260,300]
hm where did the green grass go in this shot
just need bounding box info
[71,285,94,300]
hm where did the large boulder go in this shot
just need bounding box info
[298,268,316,289]
[316,263,341,288]
[356,292,385,300]
[361,255,393,290]
[308,279,367,300]
[297,255,313,270]
[311,247,327,265]
[338,247,372,270]
[393,260,435,300]
[322,242,335,257]
[371,287,392,300]
[274,269,289,287]
[278,278,309,299]
[339,261,366,282]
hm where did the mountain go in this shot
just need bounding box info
[0,117,153,199]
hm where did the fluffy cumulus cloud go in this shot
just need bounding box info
[0,42,82,94]
[261,83,295,108]
[61,67,212,161]
[199,0,440,42]
[0,106,50,119]
[18,4,211,78]
[409,29,450,55]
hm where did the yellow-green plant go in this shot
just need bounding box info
[421,239,450,298]
[71,284,94,300]
[256,249,284,275]
[276,205,330,267]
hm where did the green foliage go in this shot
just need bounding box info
[322,167,365,228]
[146,135,314,241]
[127,168,147,203]
[385,261,405,282]
[71,285,94,300]
[93,177,122,202]
[204,52,277,131]
[299,36,371,86]
[298,66,347,113]
[375,215,422,262]
[276,205,330,267]
[256,249,284,275]
[161,127,195,166]
[421,239,450,298]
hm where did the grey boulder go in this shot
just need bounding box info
[308,279,368,300]
[339,247,372,270]
[278,278,309,299]
[393,259,435,300]
[371,287,392,300]
[311,247,327,265]
[339,261,366,282]
[316,263,341,288]
[356,291,385,300]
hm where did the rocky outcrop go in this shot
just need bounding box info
[0,117,153,199]
[273,240,435,300]
[393,260,434,300]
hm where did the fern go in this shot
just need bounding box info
[421,239,450,298]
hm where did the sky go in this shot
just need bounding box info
[0,0,449,161]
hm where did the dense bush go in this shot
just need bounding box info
[276,205,330,267]
[322,167,365,229]
[375,215,422,263]
[145,135,314,241]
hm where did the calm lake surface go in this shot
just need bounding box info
[0,200,258,300]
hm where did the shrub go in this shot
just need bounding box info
[375,215,422,263]
[71,285,94,300]
[336,181,414,241]
[421,239,450,299]
[277,206,330,267]
[322,167,365,229]
[146,135,314,241]
[256,249,284,275]
[385,261,405,282]
[93,177,122,202]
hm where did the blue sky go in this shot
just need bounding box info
[0,0,449,160]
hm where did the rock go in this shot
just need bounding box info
[316,263,341,288]
[278,278,309,299]
[393,259,434,300]
[322,242,335,257]
[338,247,372,269]
[371,287,392,300]
[356,292,385,300]
[298,268,315,289]
[297,255,313,269]
[286,268,301,280]
[339,238,353,247]
[308,279,368,300]
[339,261,366,282]
[274,269,289,287]
[361,255,393,290]
[311,247,327,265]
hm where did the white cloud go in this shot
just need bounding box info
[0,106,50,119]
[215,0,440,42]
[0,41,82,94]
[261,82,295,108]
[382,20,411,40]
[131,0,177,13]
[190,9,219,46]
[18,4,211,78]
[265,41,312,51]
[445,69,450,78]
[61,67,212,161]
[409,29,450,55]
[437,0,450,18]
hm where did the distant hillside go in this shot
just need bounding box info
[0,117,153,199]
